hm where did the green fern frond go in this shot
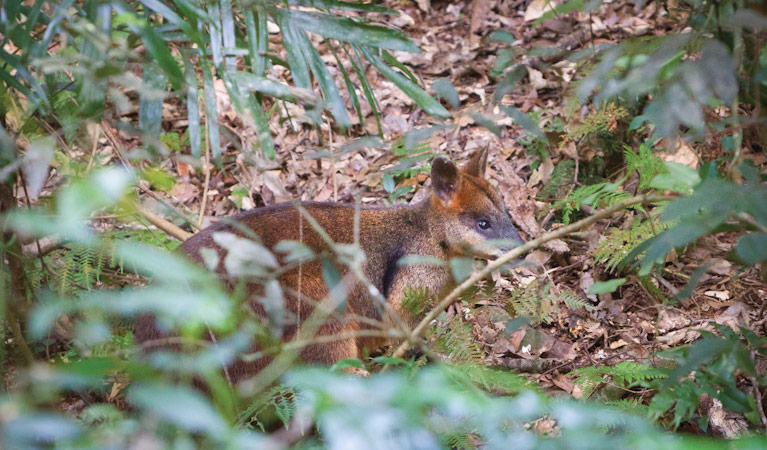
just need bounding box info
[429,316,484,365]
[238,385,298,431]
[39,229,180,297]
[441,432,478,450]
[624,142,668,191]
[505,281,590,325]
[605,398,651,418]
[402,286,431,316]
[451,364,536,395]
[570,104,630,140]
[561,289,594,311]
[570,362,667,399]
[594,217,666,273]
[552,182,631,225]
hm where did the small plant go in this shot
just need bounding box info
[428,314,485,365]
[648,325,766,429]
[595,216,664,274]
[553,182,632,225]
[505,279,591,325]
[624,141,668,191]
[402,286,431,316]
[238,385,299,431]
[571,361,666,400]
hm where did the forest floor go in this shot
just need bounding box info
[83,0,767,436]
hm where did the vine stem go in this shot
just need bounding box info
[391,193,676,359]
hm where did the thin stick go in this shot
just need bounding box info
[391,193,675,359]
[137,204,193,241]
[84,124,101,174]
[198,116,212,227]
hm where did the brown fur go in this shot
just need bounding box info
[134,149,521,380]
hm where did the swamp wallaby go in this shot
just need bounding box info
[135,148,522,380]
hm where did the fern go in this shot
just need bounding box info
[552,181,631,225]
[594,217,665,273]
[570,362,667,399]
[624,142,668,191]
[450,364,535,395]
[506,280,591,325]
[402,286,431,316]
[605,398,651,418]
[560,289,592,311]
[428,315,484,365]
[238,385,298,431]
[537,160,575,202]
[569,103,630,154]
[440,432,478,450]
[32,229,179,297]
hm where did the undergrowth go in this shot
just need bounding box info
[505,279,592,325]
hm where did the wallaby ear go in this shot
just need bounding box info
[431,157,460,202]
[462,147,488,178]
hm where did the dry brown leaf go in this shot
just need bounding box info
[524,0,561,22]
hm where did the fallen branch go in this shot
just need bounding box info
[391,193,675,359]
[137,205,193,241]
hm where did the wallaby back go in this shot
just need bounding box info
[135,148,521,380]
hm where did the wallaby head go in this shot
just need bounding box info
[430,148,522,259]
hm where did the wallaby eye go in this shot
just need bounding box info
[477,219,491,230]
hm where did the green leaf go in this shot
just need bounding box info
[202,62,222,161]
[141,166,176,192]
[117,242,211,283]
[207,2,223,68]
[382,50,419,84]
[277,15,326,125]
[397,254,446,266]
[330,358,364,372]
[276,9,419,52]
[371,356,409,366]
[382,173,395,192]
[4,414,81,447]
[649,162,701,194]
[138,62,167,138]
[470,113,502,137]
[244,7,268,75]
[494,65,527,100]
[736,233,767,264]
[322,258,347,309]
[224,71,320,106]
[138,21,183,90]
[212,232,279,277]
[449,257,474,283]
[356,45,450,119]
[274,240,315,262]
[500,105,546,140]
[327,39,364,127]
[128,383,227,435]
[348,46,382,134]
[183,49,201,157]
[488,29,516,45]
[431,78,460,109]
[505,316,530,334]
[220,0,237,71]
[287,0,394,13]
[22,136,55,199]
[588,278,627,295]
